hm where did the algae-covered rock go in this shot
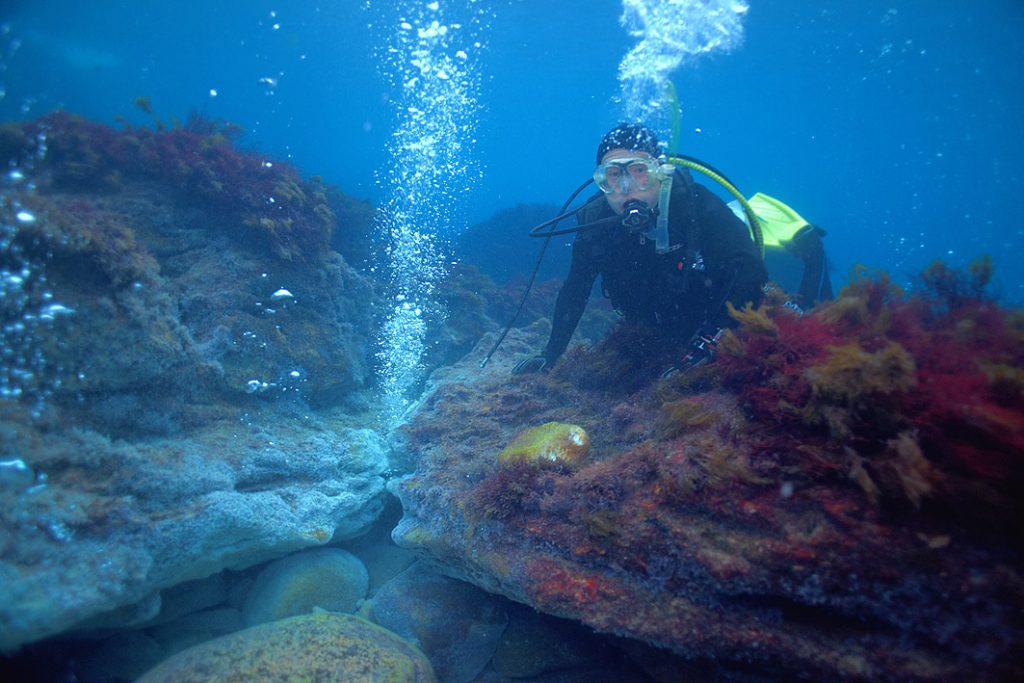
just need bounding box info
[388,297,1024,681]
[0,113,381,442]
[242,547,369,626]
[0,112,392,653]
[137,612,435,682]
[497,421,589,467]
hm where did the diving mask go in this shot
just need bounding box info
[593,156,663,194]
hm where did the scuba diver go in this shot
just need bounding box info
[512,123,767,375]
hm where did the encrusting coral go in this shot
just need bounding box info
[497,422,590,467]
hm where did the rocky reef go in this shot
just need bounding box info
[5,108,1021,681]
[0,112,391,651]
[1,111,379,418]
[391,261,1024,681]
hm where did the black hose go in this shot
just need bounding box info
[479,178,597,368]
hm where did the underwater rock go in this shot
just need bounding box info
[483,602,595,680]
[136,612,435,683]
[498,421,589,467]
[0,112,450,664]
[389,312,1024,681]
[242,547,369,626]
[148,607,244,654]
[0,422,388,651]
[0,114,380,439]
[370,562,508,683]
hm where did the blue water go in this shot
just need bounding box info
[2,0,1022,300]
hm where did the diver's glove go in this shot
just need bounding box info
[661,327,725,379]
[512,355,549,375]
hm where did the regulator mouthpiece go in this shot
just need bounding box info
[621,199,654,232]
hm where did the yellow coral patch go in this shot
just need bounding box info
[498,422,589,467]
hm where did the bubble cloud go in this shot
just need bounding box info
[368,0,489,429]
[618,0,749,129]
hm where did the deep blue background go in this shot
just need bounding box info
[2,0,1021,300]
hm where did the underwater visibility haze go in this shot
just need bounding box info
[1,1,1023,681]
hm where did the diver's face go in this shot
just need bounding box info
[599,148,662,215]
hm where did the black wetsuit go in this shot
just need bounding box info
[542,170,767,366]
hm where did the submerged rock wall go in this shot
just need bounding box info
[1,112,380,430]
[0,113,390,651]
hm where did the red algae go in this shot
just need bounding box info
[2,112,334,262]
[716,260,1024,514]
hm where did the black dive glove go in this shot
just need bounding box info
[512,355,549,374]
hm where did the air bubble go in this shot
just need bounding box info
[371,0,486,429]
[618,0,748,129]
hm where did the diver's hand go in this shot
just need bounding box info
[512,355,549,375]
[661,349,713,380]
[661,328,724,379]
